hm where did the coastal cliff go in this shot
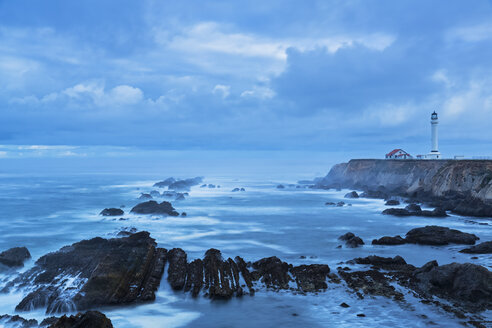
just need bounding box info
[317,159,492,216]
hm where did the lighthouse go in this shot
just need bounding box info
[427,111,441,159]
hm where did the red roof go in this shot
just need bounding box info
[386,149,402,157]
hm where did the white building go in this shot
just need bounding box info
[426,111,441,159]
[385,149,413,159]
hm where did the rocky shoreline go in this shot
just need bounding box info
[316,159,492,217]
[0,227,490,327]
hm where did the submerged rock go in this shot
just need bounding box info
[344,191,359,199]
[405,226,479,246]
[277,184,285,189]
[130,201,179,216]
[99,208,124,216]
[0,247,31,267]
[13,232,166,314]
[459,241,492,254]
[47,311,113,328]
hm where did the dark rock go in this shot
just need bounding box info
[168,177,203,191]
[353,255,414,271]
[360,190,388,199]
[338,232,364,248]
[47,311,113,328]
[382,208,411,216]
[372,235,406,245]
[240,188,246,191]
[452,196,492,217]
[167,248,188,290]
[0,247,31,267]
[385,199,400,206]
[181,212,187,217]
[277,184,285,189]
[405,203,422,213]
[338,269,404,300]
[99,208,124,216]
[344,191,359,199]
[420,207,448,217]
[291,264,330,292]
[405,226,479,246]
[0,314,37,327]
[325,202,336,206]
[357,313,366,317]
[340,302,350,308]
[413,262,492,311]
[138,193,152,200]
[130,201,179,216]
[336,201,345,207]
[153,178,176,188]
[14,232,166,313]
[460,241,492,254]
[252,256,292,290]
[232,188,240,192]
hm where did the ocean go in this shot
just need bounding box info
[0,151,490,327]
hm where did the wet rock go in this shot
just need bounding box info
[47,311,113,328]
[452,196,492,217]
[153,178,176,188]
[405,203,422,213]
[338,232,364,248]
[344,191,359,199]
[277,184,285,189]
[168,177,203,191]
[459,241,492,254]
[0,247,31,267]
[338,269,404,300]
[167,248,188,290]
[360,190,388,199]
[99,208,124,216]
[130,200,179,216]
[116,227,137,237]
[353,255,414,271]
[385,199,400,206]
[325,202,336,206]
[291,264,330,292]
[413,261,492,311]
[150,190,161,197]
[420,207,448,217]
[181,212,187,217]
[138,193,152,200]
[340,302,350,308]
[382,208,412,216]
[372,235,406,245]
[252,256,292,290]
[0,314,37,327]
[336,201,345,207]
[405,226,479,246]
[13,232,167,313]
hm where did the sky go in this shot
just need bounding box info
[1,0,492,158]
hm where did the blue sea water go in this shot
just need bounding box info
[0,151,490,327]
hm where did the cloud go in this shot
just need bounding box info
[212,84,230,98]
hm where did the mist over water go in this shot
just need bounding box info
[0,150,490,327]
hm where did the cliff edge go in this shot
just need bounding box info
[317,159,492,216]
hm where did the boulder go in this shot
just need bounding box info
[99,208,124,216]
[459,241,492,254]
[252,256,292,290]
[413,261,492,311]
[291,264,330,292]
[385,199,400,206]
[344,191,359,199]
[338,232,364,248]
[371,235,406,245]
[0,247,31,267]
[405,226,479,246]
[47,311,113,328]
[130,201,179,216]
[13,232,166,313]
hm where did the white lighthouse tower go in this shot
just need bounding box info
[427,111,441,159]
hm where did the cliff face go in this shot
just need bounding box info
[319,159,492,203]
